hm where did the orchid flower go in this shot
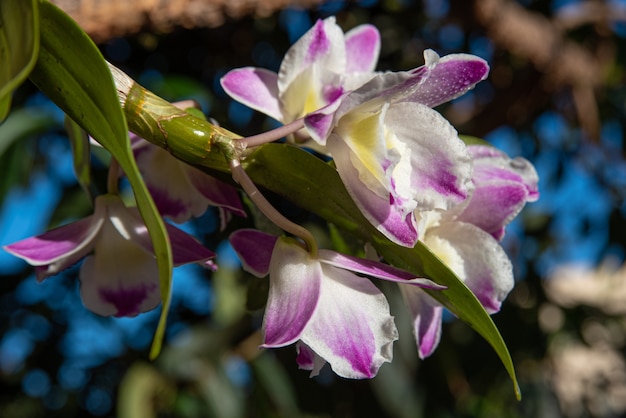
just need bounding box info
[303,50,490,247]
[131,134,246,226]
[3,194,216,317]
[401,146,539,358]
[229,229,444,379]
[220,17,380,127]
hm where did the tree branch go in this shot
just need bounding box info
[51,0,325,43]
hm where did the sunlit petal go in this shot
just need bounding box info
[405,51,490,107]
[220,67,282,121]
[327,133,418,247]
[345,24,380,73]
[300,264,397,379]
[262,238,322,347]
[385,102,473,211]
[428,221,514,313]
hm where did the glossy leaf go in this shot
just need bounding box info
[64,116,95,200]
[0,0,39,122]
[28,0,173,359]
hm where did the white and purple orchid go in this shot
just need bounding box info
[220,17,380,127]
[303,50,490,247]
[222,16,491,247]
[402,145,539,358]
[3,194,216,317]
[229,229,444,379]
[131,134,245,226]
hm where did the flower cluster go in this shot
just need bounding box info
[4,194,216,317]
[3,16,538,379]
[222,17,538,372]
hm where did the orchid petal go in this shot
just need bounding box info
[385,102,473,210]
[459,145,539,239]
[459,181,530,240]
[405,51,490,108]
[345,24,380,73]
[327,133,418,247]
[401,286,444,359]
[186,167,246,217]
[318,249,444,289]
[229,229,278,277]
[220,67,282,121]
[3,198,107,281]
[278,18,346,120]
[262,238,322,347]
[300,264,398,379]
[469,145,539,201]
[278,18,345,94]
[134,144,210,222]
[427,221,514,313]
[3,216,99,268]
[79,218,160,317]
[296,341,327,377]
[165,224,216,268]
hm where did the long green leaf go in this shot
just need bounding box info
[0,0,39,122]
[28,0,173,359]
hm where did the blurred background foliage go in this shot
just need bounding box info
[1,0,626,416]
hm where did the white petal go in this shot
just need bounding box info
[79,218,160,317]
[300,264,398,379]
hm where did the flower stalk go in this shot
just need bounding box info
[229,158,318,255]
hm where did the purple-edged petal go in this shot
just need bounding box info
[300,264,398,379]
[3,216,99,268]
[229,229,278,277]
[469,145,539,201]
[384,102,473,211]
[3,198,107,281]
[400,286,443,359]
[318,249,444,290]
[79,218,160,317]
[404,50,490,108]
[327,133,419,247]
[427,221,514,313]
[459,145,539,239]
[278,18,346,120]
[345,24,380,73]
[278,18,345,93]
[262,238,322,347]
[458,181,530,240]
[220,67,282,121]
[296,341,328,377]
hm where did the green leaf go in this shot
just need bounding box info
[243,143,521,399]
[29,0,173,359]
[0,0,39,122]
[64,116,95,200]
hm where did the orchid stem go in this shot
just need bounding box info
[230,158,318,256]
[237,118,305,149]
[107,158,120,195]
